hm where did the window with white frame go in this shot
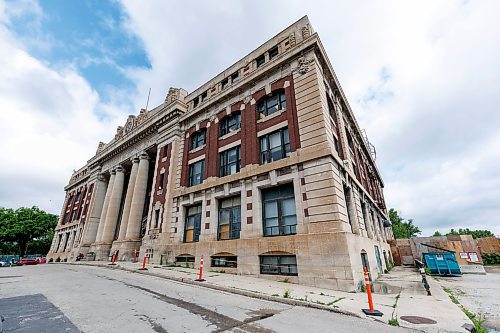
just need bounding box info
[259,127,290,164]
[257,90,286,119]
[219,146,241,177]
[188,160,204,186]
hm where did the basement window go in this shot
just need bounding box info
[260,255,298,276]
[211,256,237,268]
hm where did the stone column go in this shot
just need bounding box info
[95,171,116,242]
[117,158,139,241]
[125,152,150,240]
[101,166,125,243]
[82,174,107,245]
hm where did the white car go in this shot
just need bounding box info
[0,261,7,267]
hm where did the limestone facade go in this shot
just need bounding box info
[47,16,394,291]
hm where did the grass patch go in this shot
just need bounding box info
[283,289,291,298]
[279,278,290,283]
[388,318,399,326]
[443,287,460,304]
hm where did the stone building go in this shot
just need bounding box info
[47,16,393,291]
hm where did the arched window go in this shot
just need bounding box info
[219,112,241,136]
[257,90,286,119]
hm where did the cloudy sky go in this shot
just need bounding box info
[0,0,499,236]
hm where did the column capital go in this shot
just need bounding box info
[115,165,125,173]
[139,152,150,160]
[131,157,140,164]
[97,173,107,182]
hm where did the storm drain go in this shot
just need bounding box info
[400,316,437,324]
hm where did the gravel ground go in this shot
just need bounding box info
[436,266,500,332]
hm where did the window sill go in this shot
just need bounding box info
[189,144,205,154]
[219,128,241,140]
[257,108,286,124]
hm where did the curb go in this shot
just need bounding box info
[67,262,361,319]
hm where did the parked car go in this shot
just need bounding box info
[36,257,47,264]
[16,258,38,266]
[0,261,6,267]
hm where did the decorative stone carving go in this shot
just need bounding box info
[295,56,315,75]
[115,126,124,140]
[124,115,136,134]
[96,141,106,154]
[301,24,311,39]
[165,87,180,104]
[289,32,296,47]
[136,108,149,125]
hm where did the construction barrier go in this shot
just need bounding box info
[138,253,148,270]
[361,267,383,316]
[195,255,205,282]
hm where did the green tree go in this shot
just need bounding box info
[446,228,494,239]
[389,208,421,239]
[0,206,58,257]
[432,231,442,236]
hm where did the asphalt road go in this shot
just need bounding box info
[0,264,412,333]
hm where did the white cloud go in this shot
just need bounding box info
[0,1,128,214]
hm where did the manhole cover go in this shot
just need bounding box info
[400,316,437,324]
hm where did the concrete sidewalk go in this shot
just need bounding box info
[70,262,472,332]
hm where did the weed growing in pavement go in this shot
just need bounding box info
[320,292,325,296]
[272,293,279,297]
[442,286,488,333]
[388,318,399,326]
[315,300,326,305]
[283,289,291,298]
[279,278,290,283]
[443,287,459,304]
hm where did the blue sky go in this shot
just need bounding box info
[0,0,499,236]
[7,0,149,103]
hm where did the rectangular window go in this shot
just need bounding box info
[260,255,298,276]
[75,192,81,202]
[190,130,206,150]
[256,54,265,68]
[257,91,286,119]
[259,127,291,164]
[193,97,199,108]
[346,127,354,150]
[158,173,165,190]
[231,71,239,84]
[221,78,228,90]
[262,183,297,236]
[154,209,160,228]
[219,146,241,177]
[70,209,78,222]
[343,185,354,233]
[219,112,241,136]
[176,255,195,264]
[211,256,237,268]
[188,160,204,186]
[63,212,70,224]
[201,91,207,102]
[218,196,241,240]
[268,46,278,60]
[184,205,202,243]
